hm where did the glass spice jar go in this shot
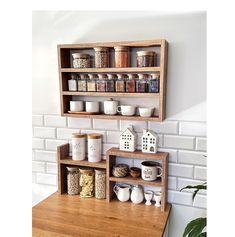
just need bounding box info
[106,74,115,92]
[126,74,136,92]
[96,74,106,92]
[114,46,129,68]
[136,51,155,67]
[94,47,109,68]
[68,74,78,91]
[149,73,160,93]
[77,74,87,92]
[79,168,94,198]
[67,167,80,195]
[115,74,125,92]
[87,74,97,92]
[136,74,148,92]
[95,169,106,199]
[72,53,90,68]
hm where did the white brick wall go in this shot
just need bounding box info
[32,115,207,209]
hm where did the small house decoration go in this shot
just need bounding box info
[141,130,158,153]
[120,125,137,152]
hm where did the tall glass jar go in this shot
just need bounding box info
[96,74,106,92]
[72,53,90,68]
[87,133,102,162]
[67,167,80,195]
[114,46,129,68]
[79,168,94,198]
[136,51,155,67]
[126,74,136,92]
[106,74,115,92]
[78,74,87,92]
[149,73,160,93]
[95,169,106,199]
[87,74,97,92]
[115,74,125,92]
[136,74,147,92]
[94,47,109,68]
[68,74,77,91]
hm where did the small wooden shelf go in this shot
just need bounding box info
[109,175,163,187]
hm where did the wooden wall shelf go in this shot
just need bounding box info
[58,39,168,121]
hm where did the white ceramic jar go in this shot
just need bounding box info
[72,133,86,160]
[104,98,118,115]
[87,133,102,162]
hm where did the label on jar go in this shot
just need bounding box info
[88,138,101,162]
[72,137,85,160]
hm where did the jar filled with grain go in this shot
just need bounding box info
[72,133,86,161]
[126,74,136,92]
[67,167,80,195]
[136,51,155,67]
[95,169,106,199]
[94,47,109,68]
[79,168,94,198]
[114,46,129,68]
[87,133,102,162]
[72,53,90,68]
[78,74,87,92]
[96,74,106,92]
[106,74,115,92]
[136,74,148,92]
[149,73,160,93]
[68,74,78,91]
[87,74,97,92]
[115,74,125,92]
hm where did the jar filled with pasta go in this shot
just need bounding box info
[79,168,94,198]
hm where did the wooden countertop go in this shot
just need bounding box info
[32,192,171,237]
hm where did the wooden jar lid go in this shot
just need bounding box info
[94,47,109,52]
[95,169,105,174]
[66,167,79,172]
[87,133,102,139]
[72,53,90,59]
[137,51,155,56]
[79,168,93,174]
[72,133,86,138]
[114,46,129,51]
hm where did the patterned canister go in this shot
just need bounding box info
[72,133,86,160]
[87,133,102,162]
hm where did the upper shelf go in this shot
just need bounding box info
[60,67,160,73]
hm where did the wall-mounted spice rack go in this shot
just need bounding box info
[58,39,168,121]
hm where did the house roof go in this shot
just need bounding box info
[121,127,136,136]
[142,130,157,138]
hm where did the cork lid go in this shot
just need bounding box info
[114,46,129,51]
[137,51,155,56]
[94,47,109,52]
[95,169,106,174]
[72,53,90,59]
[87,133,102,139]
[72,133,86,138]
[66,167,79,172]
[79,168,93,174]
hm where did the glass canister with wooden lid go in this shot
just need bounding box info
[67,167,80,195]
[136,51,155,67]
[114,46,129,68]
[79,168,94,198]
[78,74,87,92]
[72,53,90,68]
[115,74,125,92]
[87,133,102,162]
[95,169,106,199]
[94,47,109,68]
[71,133,86,161]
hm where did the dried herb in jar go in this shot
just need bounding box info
[149,73,160,93]
[114,46,129,68]
[115,74,125,92]
[137,51,155,67]
[78,74,87,92]
[136,74,147,92]
[106,74,115,92]
[126,74,136,93]
[96,74,106,92]
[87,74,97,92]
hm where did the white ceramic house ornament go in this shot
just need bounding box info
[141,130,158,153]
[120,125,137,152]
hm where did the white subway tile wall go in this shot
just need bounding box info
[32,116,207,209]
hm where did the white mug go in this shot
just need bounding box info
[141,161,163,181]
[139,107,154,117]
[86,101,99,113]
[104,99,118,115]
[70,101,84,112]
[117,105,136,116]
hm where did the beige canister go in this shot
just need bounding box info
[87,133,102,162]
[72,133,86,161]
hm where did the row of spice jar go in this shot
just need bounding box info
[67,167,106,199]
[72,47,156,68]
[68,73,159,93]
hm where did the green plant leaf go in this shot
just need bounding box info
[182,218,206,237]
[199,233,207,237]
[180,183,207,201]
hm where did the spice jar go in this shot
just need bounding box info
[72,133,86,161]
[72,53,90,68]
[87,74,97,92]
[114,46,129,68]
[79,168,94,198]
[136,51,155,67]
[126,74,136,92]
[67,167,80,195]
[106,74,115,92]
[78,74,87,92]
[95,169,106,199]
[68,74,78,91]
[115,74,125,92]
[149,73,160,93]
[136,74,148,92]
[94,47,109,68]
[87,133,102,162]
[96,74,106,92]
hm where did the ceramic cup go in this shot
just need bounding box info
[70,101,84,112]
[141,161,163,181]
[85,101,100,113]
[154,191,162,207]
[139,107,154,117]
[104,98,119,115]
[144,190,153,205]
[117,105,136,116]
